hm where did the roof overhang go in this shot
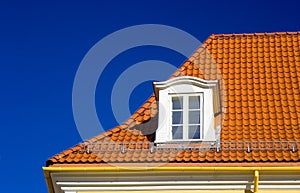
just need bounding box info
[44,165,300,193]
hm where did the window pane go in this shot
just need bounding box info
[172,96,183,110]
[189,110,200,124]
[189,96,200,109]
[189,125,200,139]
[172,111,183,124]
[172,126,183,139]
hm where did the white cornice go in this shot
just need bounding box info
[153,76,219,89]
[153,76,219,99]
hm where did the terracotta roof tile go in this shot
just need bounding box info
[46,32,300,166]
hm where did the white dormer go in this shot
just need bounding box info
[153,76,220,143]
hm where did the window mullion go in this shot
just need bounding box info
[183,95,189,140]
[200,93,203,139]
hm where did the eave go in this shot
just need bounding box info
[44,165,300,193]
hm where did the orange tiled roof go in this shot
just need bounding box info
[47,32,300,166]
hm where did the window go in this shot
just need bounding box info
[153,76,220,143]
[171,94,203,140]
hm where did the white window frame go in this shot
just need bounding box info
[153,76,220,143]
[170,93,204,141]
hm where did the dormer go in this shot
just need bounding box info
[153,76,221,143]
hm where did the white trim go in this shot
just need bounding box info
[57,181,252,186]
[153,76,219,95]
[170,93,204,140]
[57,181,300,191]
[60,185,250,191]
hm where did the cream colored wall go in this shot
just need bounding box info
[79,191,244,193]
[79,190,300,193]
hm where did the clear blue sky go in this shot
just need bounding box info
[0,0,299,192]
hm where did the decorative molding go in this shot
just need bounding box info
[153,76,219,100]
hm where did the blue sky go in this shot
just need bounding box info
[0,0,299,192]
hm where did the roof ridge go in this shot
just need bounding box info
[212,31,300,37]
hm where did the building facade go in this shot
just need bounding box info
[44,32,300,193]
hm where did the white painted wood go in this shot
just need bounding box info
[153,76,218,143]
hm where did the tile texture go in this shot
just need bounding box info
[47,32,300,166]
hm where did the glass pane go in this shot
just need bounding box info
[189,125,200,139]
[172,126,183,139]
[189,95,200,109]
[189,110,200,124]
[172,96,183,110]
[172,111,183,124]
